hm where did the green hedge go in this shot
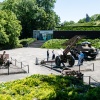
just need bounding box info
[20,38,36,47]
[0,74,100,100]
[77,38,100,49]
[42,39,100,49]
[60,26,100,31]
[41,39,67,49]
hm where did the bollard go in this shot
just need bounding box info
[15,59,16,66]
[8,64,9,75]
[11,57,12,62]
[89,76,91,85]
[51,62,52,69]
[79,65,80,72]
[28,65,29,73]
[93,63,94,71]
[35,57,38,65]
[21,62,22,68]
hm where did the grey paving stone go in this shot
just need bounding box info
[0,48,100,84]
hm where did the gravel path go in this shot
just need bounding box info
[0,47,100,84]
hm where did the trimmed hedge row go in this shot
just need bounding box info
[42,39,100,49]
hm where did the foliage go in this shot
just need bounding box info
[41,39,100,49]
[77,38,100,49]
[20,38,36,46]
[2,0,60,38]
[78,14,100,22]
[0,74,94,100]
[59,14,100,31]
[41,39,67,49]
[85,87,100,100]
[0,10,22,49]
[15,44,23,48]
[59,25,100,31]
[0,2,3,10]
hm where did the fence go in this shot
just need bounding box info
[77,62,100,87]
[11,57,29,73]
[35,57,100,87]
[78,63,94,72]
[83,76,100,87]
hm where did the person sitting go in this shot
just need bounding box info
[0,51,12,67]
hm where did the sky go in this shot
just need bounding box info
[0,0,3,2]
[54,0,100,23]
[0,0,100,23]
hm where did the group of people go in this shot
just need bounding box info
[47,49,85,66]
[1,50,84,66]
[47,49,55,61]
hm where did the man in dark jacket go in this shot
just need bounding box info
[47,49,49,61]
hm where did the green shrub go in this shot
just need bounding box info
[78,38,100,49]
[16,44,23,48]
[20,38,36,47]
[86,87,100,100]
[41,38,100,49]
[0,74,99,100]
[41,39,67,49]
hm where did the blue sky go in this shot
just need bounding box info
[0,0,100,23]
[0,0,3,2]
[54,0,100,23]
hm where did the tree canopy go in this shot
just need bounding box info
[1,0,100,39]
[58,13,100,31]
[2,0,60,38]
[0,10,22,48]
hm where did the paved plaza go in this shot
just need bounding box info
[0,47,100,84]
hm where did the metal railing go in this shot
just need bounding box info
[83,76,100,87]
[78,62,94,72]
[35,57,100,87]
[11,57,29,73]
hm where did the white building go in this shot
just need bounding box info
[33,30,53,40]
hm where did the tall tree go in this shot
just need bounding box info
[2,0,60,38]
[36,0,56,12]
[91,14,100,21]
[36,0,60,29]
[0,10,22,48]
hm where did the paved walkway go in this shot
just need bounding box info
[0,48,100,84]
[0,48,60,83]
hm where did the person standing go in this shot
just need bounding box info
[77,51,84,66]
[47,49,49,61]
[77,53,81,66]
[80,51,84,65]
[52,50,55,60]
